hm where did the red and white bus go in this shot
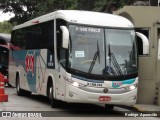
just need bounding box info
[0,33,10,83]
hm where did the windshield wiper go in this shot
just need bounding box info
[88,41,100,74]
[108,43,123,75]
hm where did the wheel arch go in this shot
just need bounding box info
[15,70,20,86]
[46,74,56,98]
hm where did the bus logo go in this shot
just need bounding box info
[25,53,35,74]
[112,81,122,87]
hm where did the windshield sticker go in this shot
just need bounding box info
[75,51,85,58]
[76,27,101,33]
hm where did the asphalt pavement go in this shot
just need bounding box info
[0,86,159,120]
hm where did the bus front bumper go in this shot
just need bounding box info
[65,84,137,105]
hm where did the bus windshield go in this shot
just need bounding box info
[68,25,137,77]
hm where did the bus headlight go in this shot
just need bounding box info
[72,82,79,87]
[125,83,138,91]
[72,81,86,88]
[129,85,136,90]
[65,77,86,88]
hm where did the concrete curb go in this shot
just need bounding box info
[132,105,145,112]
[118,105,147,113]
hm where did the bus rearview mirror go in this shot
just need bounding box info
[136,32,149,55]
[60,26,69,49]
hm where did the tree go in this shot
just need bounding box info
[0,0,78,24]
[119,0,133,7]
[76,0,97,10]
[0,21,13,33]
[0,0,38,24]
[76,0,132,13]
[0,0,133,24]
[34,0,78,17]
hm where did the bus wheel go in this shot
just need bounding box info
[105,104,114,111]
[48,82,59,108]
[23,90,31,96]
[16,75,23,96]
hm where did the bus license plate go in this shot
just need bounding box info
[99,96,111,101]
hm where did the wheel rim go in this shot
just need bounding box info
[49,86,53,100]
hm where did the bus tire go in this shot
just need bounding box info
[47,80,59,108]
[23,90,32,96]
[105,104,114,111]
[16,74,23,96]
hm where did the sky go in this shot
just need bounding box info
[0,11,15,22]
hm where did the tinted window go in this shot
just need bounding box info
[0,38,7,45]
[56,19,67,68]
[11,20,54,50]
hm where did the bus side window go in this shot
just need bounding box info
[12,29,26,49]
[26,20,54,51]
[56,19,67,68]
[43,21,54,50]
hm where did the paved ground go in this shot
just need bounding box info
[0,86,159,120]
[132,104,160,112]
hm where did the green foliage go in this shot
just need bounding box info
[76,0,97,10]
[0,21,13,33]
[0,0,38,24]
[0,0,134,24]
[118,0,133,8]
[93,0,107,11]
[33,0,78,17]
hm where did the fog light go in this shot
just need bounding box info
[133,95,137,100]
[69,92,73,97]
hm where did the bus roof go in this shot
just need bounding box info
[13,10,134,30]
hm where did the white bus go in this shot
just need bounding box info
[9,10,149,110]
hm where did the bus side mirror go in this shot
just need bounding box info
[60,26,69,49]
[136,32,149,55]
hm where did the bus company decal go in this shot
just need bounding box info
[47,50,55,69]
[112,78,135,88]
[112,81,122,88]
[25,50,38,93]
[25,53,35,74]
